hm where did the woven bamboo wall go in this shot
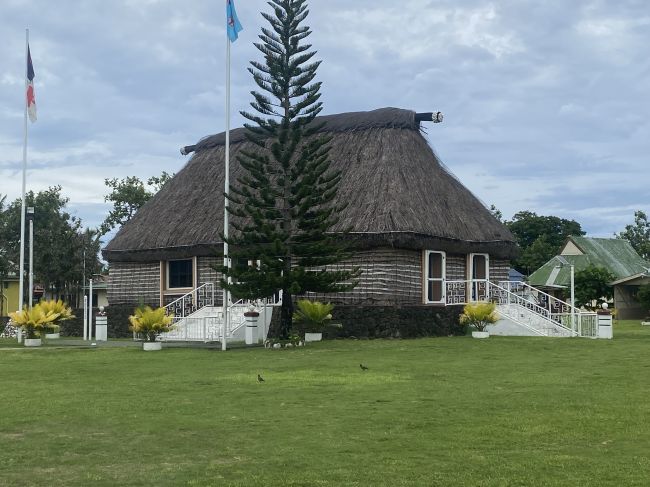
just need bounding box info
[197,256,222,286]
[446,254,466,280]
[107,262,160,307]
[490,259,509,283]
[306,248,422,305]
[107,253,511,307]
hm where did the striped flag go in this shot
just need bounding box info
[226,0,243,42]
[26,45,36,123]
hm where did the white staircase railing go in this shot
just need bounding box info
[164,282,216,319]
[158,291,282,343]
[445,280,597,338]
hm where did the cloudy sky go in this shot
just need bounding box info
[1,0,648,239]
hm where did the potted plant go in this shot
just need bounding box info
[38,299,75,339]
[128,306,174,351]
[459,301,498,338]
[292,300,337,342]
[9,304,60,347]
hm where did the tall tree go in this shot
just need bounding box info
[1,187,102,306]
[505,211,584,274]
[100,171,173,235]
[617,210,650,260]
[222,0,359,338]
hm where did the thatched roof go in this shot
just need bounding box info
[103,107,517,262]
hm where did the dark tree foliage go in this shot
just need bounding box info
[100,171,173,236]
[221,0,360,339]
[505,211,584,275]
[617,210,650,260]
[488,204,502,222]
[0,187,102,308]
[637,284,650,317]
[574,265,615,309]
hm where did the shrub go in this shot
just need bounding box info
[292,300,336,333]
[128,306,174,342]
[39,299,75,332]
[637,284,650,318]
[9,304,60,339]
[459,302,498,332]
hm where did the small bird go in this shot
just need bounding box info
[257,374,265,383]
[360,364,369,371]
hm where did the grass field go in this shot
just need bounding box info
[1,321,650,486]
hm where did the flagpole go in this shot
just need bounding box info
[18,28,29,321]
[222,32,231,352]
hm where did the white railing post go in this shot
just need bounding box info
[203,317,207,342]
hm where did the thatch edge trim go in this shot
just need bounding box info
[102,231,518,263]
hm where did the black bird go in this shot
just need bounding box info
[257,374,265,383]
[360,364,369,371]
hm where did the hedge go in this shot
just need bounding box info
[269,304,466,339]
[56,307,132,338]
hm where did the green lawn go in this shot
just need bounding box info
[1,321,650,486]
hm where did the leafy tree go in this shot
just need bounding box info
[505,211,584,274]
[0,187,102,306]
[489,204,502,222]
[637,284,650,317]
[222,0,360,339]
[574,265,615,309]
[100,171,173,235]
[617,210,650,260]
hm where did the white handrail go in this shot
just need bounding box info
[164,282,216,318]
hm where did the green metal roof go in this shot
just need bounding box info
[528,236,650,288]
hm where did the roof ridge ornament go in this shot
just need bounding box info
[415,111,444,123]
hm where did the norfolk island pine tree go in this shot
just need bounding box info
[220,0,360,339]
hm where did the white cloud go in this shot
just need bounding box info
[0,0,647,240]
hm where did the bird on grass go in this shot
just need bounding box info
[360,364,369,371]
[257,374,265,383]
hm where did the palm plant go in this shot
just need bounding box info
[459,302,498,332]
[292,300,335,333]
[39,299,75,334]
[128,306,174,342]
[9,304,60,339]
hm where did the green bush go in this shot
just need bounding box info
[292,300,335,333]
[270,304,465,339]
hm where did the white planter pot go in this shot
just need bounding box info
[24,338,42,347]
[304,332,322,342]
[45,333,60,339]
[472,331,489,339]
[143,342,162,351]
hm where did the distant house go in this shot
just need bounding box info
[528,236,650,319]
[1,274,19,319]
[79,275,109,309]
[103,108,518,310]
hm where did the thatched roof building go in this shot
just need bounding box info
[104,108,516,262]
[104,107,517,308]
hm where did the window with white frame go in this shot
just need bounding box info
[167,259,193,289]
[424,251,446,304]
[468,253,489,301]
[469,253,489,281]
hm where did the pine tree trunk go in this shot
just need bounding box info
[279,290,293,339]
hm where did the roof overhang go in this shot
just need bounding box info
[611,273,650,286]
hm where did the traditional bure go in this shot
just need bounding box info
[103,108,518,308]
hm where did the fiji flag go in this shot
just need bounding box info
[26,45,37,123]
[226,0,243,42]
